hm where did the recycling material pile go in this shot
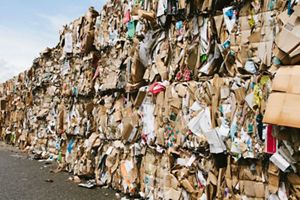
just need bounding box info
[1,0,300,199]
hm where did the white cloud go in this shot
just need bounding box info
[0,12,78,83]
[0,24,59,83]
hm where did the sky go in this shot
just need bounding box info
[0,0,105,83]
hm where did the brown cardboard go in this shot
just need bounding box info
[233,87,246,104]
[156,57,168,80]
[272,65,300,94]
[181,179,195,193]
[134,90,146,108]
[114,110,122,122]
[156,91,165,107]
[175,84,187,98]
[156,126,165,146]
[164,187,181,200]
[268,174,279,193]
[208,171,217,186]
[278,10,290,25]
[201,0,212,11]
[213,15,223,37]
[0,99,6,110]
[268,160,280,194]
[131,53,145,83]
[288,173,300,185]
[263,93,300,128]
[122,123,134,141]
[275,5,300,64]
[288,174,300,198]
[239,180,265,198]
[264,65,300,128]
[82,30,95,53]
[216,168,223,198]
[187,45,198,70]
[170,97,182,110]
[138,10,156,22]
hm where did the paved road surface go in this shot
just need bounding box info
[0,142,118,200]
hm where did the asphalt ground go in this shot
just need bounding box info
[0,142,118,200]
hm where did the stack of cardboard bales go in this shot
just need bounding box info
[1,0,300,199]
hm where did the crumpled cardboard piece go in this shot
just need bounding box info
[239,180,265,198]
[275,4,300,64]
[164,187,182,200]
[287,174,300,198]
[268,162,280,194]
[264,66,300,128]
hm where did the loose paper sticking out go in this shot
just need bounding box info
[64,32,73,53]
[141,101,155,144]
[199,59,212,75]
[245,92,255,109]
[177,158,187,166]
[106,146,114,155]
[188,107,212,136]
[203,129,227,154]
[244,60,257,74]
[197,171,207,187]
[200,17,208,54]
[78,180,96,189]
[186,154,196,167]
[157,0,167,17]
[61,60,70,76]
[190,101,202,112]
[216,121,230,138]
[223,6,236,33]
[270,152,290,172]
